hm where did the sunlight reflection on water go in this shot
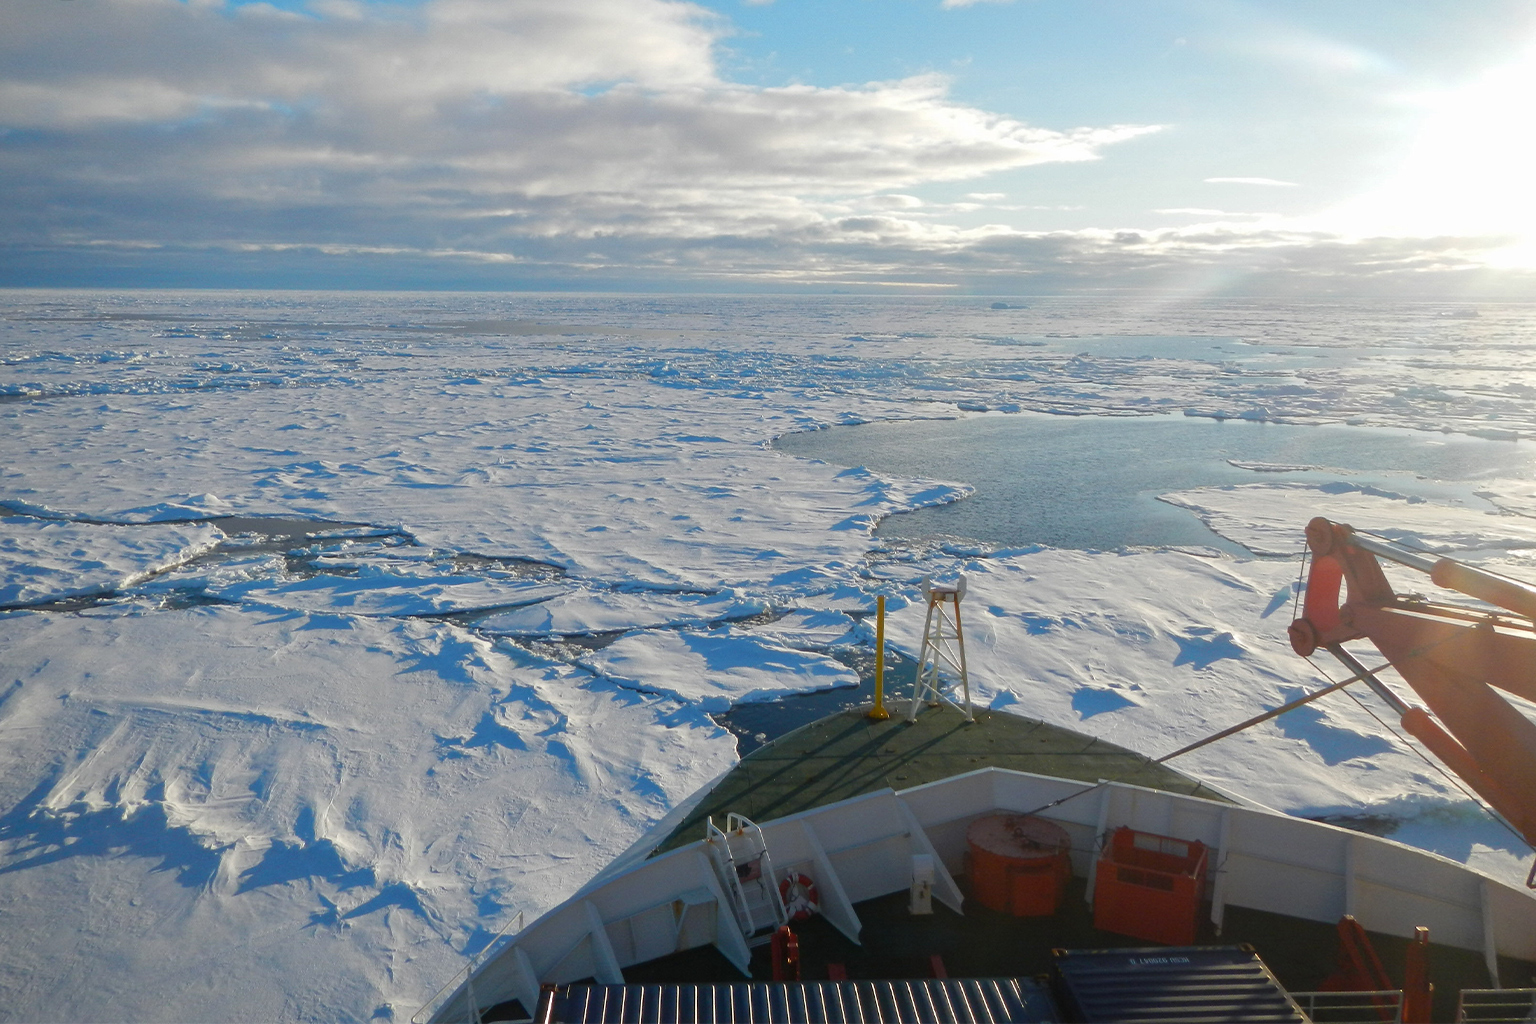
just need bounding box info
[777,413,1536,553]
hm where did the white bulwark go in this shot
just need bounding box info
[422,767,1536,1022]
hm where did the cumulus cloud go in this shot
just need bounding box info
[2,0,1527,296]
[0,0,1156,266]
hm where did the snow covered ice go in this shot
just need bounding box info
[2,290,1536,1021]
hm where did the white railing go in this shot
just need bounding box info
[1289,989,1402,1023]
[412,909,524,1024]
[1457,988,1536,1022]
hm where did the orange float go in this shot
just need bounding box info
[965,813,1071,917]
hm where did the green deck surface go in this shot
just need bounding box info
[655,705,1230,856]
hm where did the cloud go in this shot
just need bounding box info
[0,0,1157,268]
[12,214,1530,299]
[1220,18,1394,79]
[1204,178,1301,187]
[2,0,722,129]
[3,0,1529,297]
[1153,208,1276,220]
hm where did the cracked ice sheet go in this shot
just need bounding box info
[0,605,735,1023]
[205,563,571,617]
[476,587,765,636]
[581,628,860,711]
[1,493,240,524]
[0,516,222,606]
[1480,478,1536,518]
[874,547,1535,890]
[750,608,859,648]
[2,376,960,595]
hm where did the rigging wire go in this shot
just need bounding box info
[1013,653,1531,862]
[1012,535,1536,879]
[1290,542,1309,623]
[1010,538,1342,822]
[1308,652,1533,852]
[1012,659,1395,821]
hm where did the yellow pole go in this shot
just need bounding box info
[869,595,890,720]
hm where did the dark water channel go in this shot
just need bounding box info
[716,647,918,756]
[0,512,560,613]
[776,413,1534,554]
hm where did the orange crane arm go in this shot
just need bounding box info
[1289,517,1536,849]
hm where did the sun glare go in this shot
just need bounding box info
[1326,41,1536,268]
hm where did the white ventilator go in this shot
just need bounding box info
[906,576,974,723]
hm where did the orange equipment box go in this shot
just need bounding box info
[966,814,1072,917]
[1092,826,1209,945]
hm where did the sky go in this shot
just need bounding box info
[3,0,1536,295]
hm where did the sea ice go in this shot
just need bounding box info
[0,604,737,1022]
[476,587,764,637]
[748,608,859,648]
[0,515,222,606]
[579,627,860,711]
[1162,481,1536,557]
[206,562,571,617]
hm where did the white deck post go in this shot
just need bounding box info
[895,797,964,914]
[1085,782,1114,905]
[694,851,752,976]
[1210,807,1232,935]
[508,948,540,1022]
[583,901,625,985]
[799,819,863,944]
[1483,877,1502,988]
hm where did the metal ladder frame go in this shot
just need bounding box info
[907,576,974,723]
[704,813,787,940]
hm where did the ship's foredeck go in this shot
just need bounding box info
[461,704,1536,1024]
[655,705,1230,856]
[633,705,1533,1022]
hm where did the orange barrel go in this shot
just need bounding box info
[966,814,1072,916]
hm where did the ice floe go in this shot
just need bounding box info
[748,608,859,648]
[476,587,764,637]
[580,627,860,711]
[0,516,221,606]
[206,562,571,617]
[1162,481,1536,557]
[0,605,736,1022]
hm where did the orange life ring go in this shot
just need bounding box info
[778,872,820,921]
